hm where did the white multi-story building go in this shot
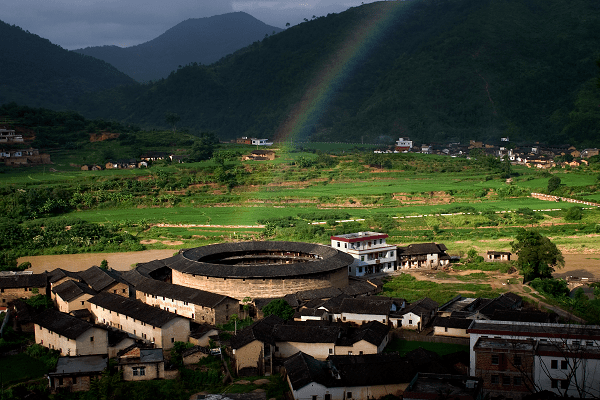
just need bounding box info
[251,138,273,146]
[330,232,397,277]
[395,137,412,151]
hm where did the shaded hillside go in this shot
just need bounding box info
[73,12,284,82]
[73,0,600,145]
[0,20,136,110]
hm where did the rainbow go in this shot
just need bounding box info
[274,1,411,145]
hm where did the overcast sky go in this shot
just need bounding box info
[1,0,380,50]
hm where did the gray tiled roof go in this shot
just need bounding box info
[133,276,237,307]
[273,325,340,343]
[79,267,123,292]
[0,273,47,289]
[398,242,448,256]
[88,292,184,328]
[52,280,96,302]
[47,268,81,284]
[137,241,354,279]
[50,355,108,376]
[34,309,102,339]
[339,297,395,315]
[230,315,283,349]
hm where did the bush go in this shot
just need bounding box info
[564,206,583,221]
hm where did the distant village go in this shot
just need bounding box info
[1,232,596,400]
[378,137,599,169]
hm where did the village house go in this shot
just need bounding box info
[189,324,220,347]
[87,292,190,350]
[182,345,210,366]
[251,138,273,146]
[273,320,390,359]
[79,266,129,297]
[486,251,511,262]
[396,297,439,331]
[432,316,472,338]
[132,276,239,325]
[118,344,165,381]
[0,273,47,305]
[48,268,82,292]
[331,232,398,276]
[52,280,97,313]
[243,149,276,161]
[80,164,103,171]
[284,352,415,400]
[336,297,405,326]
[107,328,136,358]
[34,309,108,356]
[468,319,600,397]
[397,243,450,269]
[48,355,108,393]
[0,128,24,143]
[230,315,283,376]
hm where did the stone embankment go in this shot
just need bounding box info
[531,192,600,207]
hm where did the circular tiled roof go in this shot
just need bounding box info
[151,241,354,279]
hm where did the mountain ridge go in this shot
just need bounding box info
[73,12,284,82]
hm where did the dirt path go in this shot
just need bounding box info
[19,249,177,273]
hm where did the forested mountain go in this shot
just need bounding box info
[73,13,284,82]
[3,0,600,146]
[73,0,600,146]
[0,20,135,110]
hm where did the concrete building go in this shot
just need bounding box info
[330,232,397,277]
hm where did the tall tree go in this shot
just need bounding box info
[511,229,564,282]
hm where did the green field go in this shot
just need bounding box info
[0,353,49,385]
[384,339,469,356]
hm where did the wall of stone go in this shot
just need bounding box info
[172,268,348,299]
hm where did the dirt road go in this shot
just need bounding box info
[19,249,177,273]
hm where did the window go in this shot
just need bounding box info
[491,375,499,384]
[171,338,175,343]
[514,355,522,366]
[325,395,331,400]
[572,340,580,347]
[359,351,363,355]
[513,376,522,386]
[313,396,318,400]
[560,379,569,389]
[348,351,352,355]
[140,367,146,376]
[551,379,558,388]
[551,360,558,369]
[337,242,340,248]
[329,348,333,354]
[73,376,77,384]
[360,256,364,262]
[132,367,139,376]
[561,360,568,370]
[347,392,352,399]
[586,341,594,347]
[90,336,94,342]
[502,376,511,386]
[409,320,413,325]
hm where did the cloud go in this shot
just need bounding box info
[0,0,376,49]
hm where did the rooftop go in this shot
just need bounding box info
[49,355,108,376]
[330,232,388,242]
[136,241,354,279]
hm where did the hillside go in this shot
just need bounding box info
[73,0,600,146]
[0,20,136,110]
[73,12,284,82]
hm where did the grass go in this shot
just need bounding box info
[384,339,469,355]
[0,353,49,385]
[381,273,504,304]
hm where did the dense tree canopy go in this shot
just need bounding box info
[262,299,294,321]
[511,229,564,282]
